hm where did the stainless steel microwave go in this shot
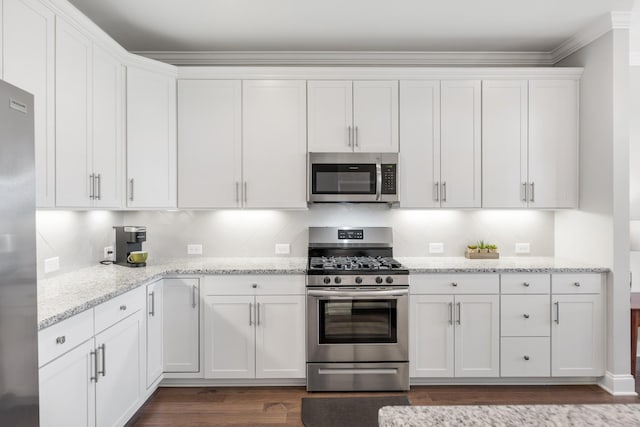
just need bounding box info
[308,152,399,203]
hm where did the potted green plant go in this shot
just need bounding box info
[477,240,488,253]
[467,244,478,254]
[487,244,498,253]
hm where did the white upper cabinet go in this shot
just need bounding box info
[482,80,528,208]
[440,80,481,208]
[91,45,123,209]
[307,80,353,152]
[2,0,55,208]
[308,80,398,153]
[399,80,440,208]
[242,80,307,209]
[126,66,177,208]
[54,18,92,208]
[528,80,578,208]
[177,80,242,208]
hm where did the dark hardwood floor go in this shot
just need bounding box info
[128,382,640,427]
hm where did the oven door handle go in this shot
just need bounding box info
[307,289,408,298]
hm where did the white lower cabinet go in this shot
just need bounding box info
[551,274,604,377]
[501,337,550,377]
[203,275,306,380]
[163,278,200,373]
[411,276,499,378]
[146,280,164,388]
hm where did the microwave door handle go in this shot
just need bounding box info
[376,163,382,201]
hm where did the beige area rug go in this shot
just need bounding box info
[379,404,640,427]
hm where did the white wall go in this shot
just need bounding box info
[36,210,124,277]
[121,206,554,259]
[555,29,633,390]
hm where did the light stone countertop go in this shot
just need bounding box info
[37,256,607,331]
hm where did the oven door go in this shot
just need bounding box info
[306,287,409,363]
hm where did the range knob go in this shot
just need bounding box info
[385,276,394,284]
[375,276,383,284]
[323,276,331,284]
[334,276,342,284]
[355,277,363,284]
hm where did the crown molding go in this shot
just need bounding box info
[133,50,554,67]
[550,11,633,64]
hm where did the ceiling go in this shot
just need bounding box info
[68,0,634,53]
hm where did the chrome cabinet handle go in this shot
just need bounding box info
[96,174,101,200]
[252,283,258,289]
[244,182,247,203]
[129,179,134,201]
[521,182,527,202]
[529,182,535,202]
[249,302,253,326]
[89,174,95,200]
[434,182,439,202]
[354,126,359,147]
[573,281,581,287]
[524,355,530,361]
[442,182,447,202]
[523,313,530,319]
[451,282,458,287]
[235,182,239,204]
[56,336,66,345]
[90,349,99,383]
[98,344,106,377]
[523,282,530,287]
[456,302,461,325]
[348,125,352,147]
[149,291,155,316]
[375,163,382,201]
[256,302,261,326]
[554,301,560,324]
[192,285,197,308]
[119,305,127,311]
[448,302,453,325]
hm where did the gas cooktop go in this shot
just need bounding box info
[307,255,408,275]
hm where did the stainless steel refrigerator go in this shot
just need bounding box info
[0,79,39,425]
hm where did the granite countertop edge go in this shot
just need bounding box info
[38,256,608,330]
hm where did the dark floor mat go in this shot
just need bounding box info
[301,396,411,427]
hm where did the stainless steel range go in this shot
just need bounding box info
[306,227,409,392]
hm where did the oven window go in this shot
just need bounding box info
[312,164,376,194]
[318,299,397,344]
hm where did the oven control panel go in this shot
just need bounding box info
[307,275,409,287]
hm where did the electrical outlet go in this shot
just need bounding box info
[103,246,113,260]
[187,244,203,255]
[44,257,59,273]
[429,242,444,254]
[515,242,531,254]
[275,243,290,255]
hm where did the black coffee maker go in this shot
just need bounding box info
[113,226,147,267]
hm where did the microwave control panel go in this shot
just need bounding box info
[381,164,397,194]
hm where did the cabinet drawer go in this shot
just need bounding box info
[552,274,602,294]
[501,274,550,294]
[38,309,94,367]
[411,274,499,294]
[501,295,550,337]
[204,275,305,296]
[501,337,550,377]
[94,286,145,333]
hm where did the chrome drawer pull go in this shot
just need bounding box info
[524,355,530,361]
[523,282,530,287]
[119,305,127,311]
[523,313,530,319]
[573,282,581,287]
[55,336,66,345]
[451,282,458,287]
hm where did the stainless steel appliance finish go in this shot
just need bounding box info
[0,80,39,425]
[306,227,409,392]
[308,152,398,203]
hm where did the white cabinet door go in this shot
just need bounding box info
[353,81,399,152]
[204,295,255,379]
[482,80,528,208]
[410,295,454,378]
[454,294,499,377]
[399,80,440,208]
[551,294,603,377]
[242,80,307,209]
[55,17,92,208]
[177,80,242,208]
[146,280,163,388]
[91,45,122,209]
[255,295,305,379]
[440,80,481,208]
[3,0,55,207]
[163,278,200,373]
[127,67,177,208]
[307,80,353,153]
[39,339,96,427]
[95,311,143,427]
[528,80,578,209]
